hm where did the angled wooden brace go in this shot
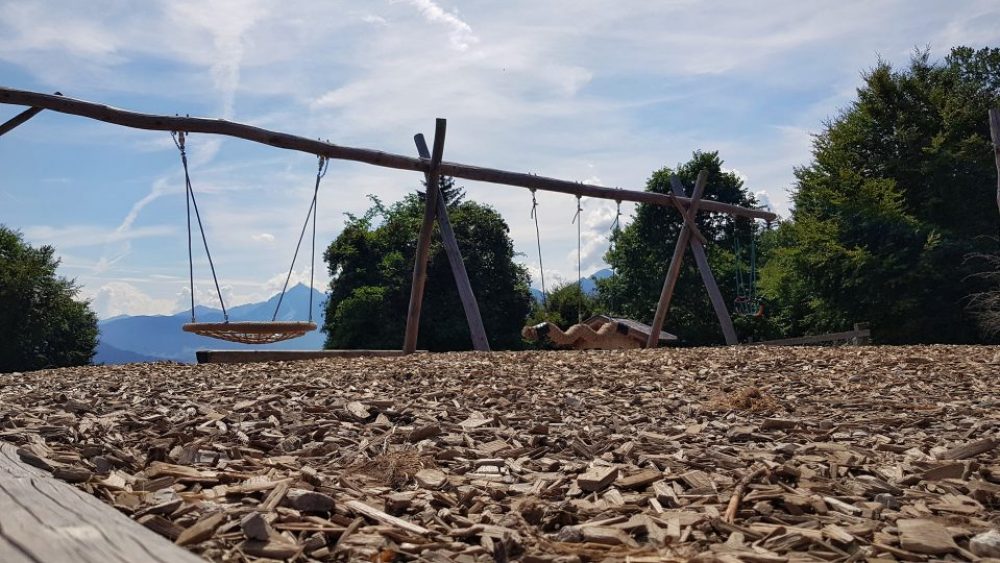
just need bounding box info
[0,92,61,137]
[669,176,737,345]
[647,171,708,347]
[413,133,490,351]
[668,187,709,246]
[403,119,446,354]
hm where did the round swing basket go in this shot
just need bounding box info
[182,321,317,344]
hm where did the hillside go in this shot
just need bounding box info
[92,343,165,365]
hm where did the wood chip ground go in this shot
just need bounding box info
[2,345,1000,562]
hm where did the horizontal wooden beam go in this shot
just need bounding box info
[0,87,777,221]
[195,349,421,364]
[755,325,871,346]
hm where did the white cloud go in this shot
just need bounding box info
[90,282,177,318]
[5,0,999,317]
[400,0,479,51]
[263,267,315,295]
[0,3,121,59]
[754,190,774,212]
[22,224,176,250]
[165,0,270,119]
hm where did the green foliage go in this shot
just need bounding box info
[0,226,98,372]
[598,151,774,344]
[322,178,532,350]
[526,282,600,330]
[764,47,1000,343]
[964,252,1000,338]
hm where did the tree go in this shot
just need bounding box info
[0,226,98,372]
[598,151,769,345]
[526,281,600,330]
[322,177,533,350]
[762,47,1000,343]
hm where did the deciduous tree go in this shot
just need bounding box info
[322,178,532,350]
[763,47,1000,343]
[0,226,98,372]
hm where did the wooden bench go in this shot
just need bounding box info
[195,349,422,364]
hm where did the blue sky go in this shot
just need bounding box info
[2,0,998,318]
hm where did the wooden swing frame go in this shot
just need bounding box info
[0,87,781,351]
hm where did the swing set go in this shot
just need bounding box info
[732,217,770,318]
[172,131,326,343]
[0,87,777,352]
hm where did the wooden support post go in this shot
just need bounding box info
[647,171,708,347]
[414,133,490,351]
[669,177,738,345]
[989,108,1000,217]
[668,194,709,246]
[0,92,59,137]
[403,119,446,354]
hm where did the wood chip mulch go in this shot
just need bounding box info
[2,345,1000,562]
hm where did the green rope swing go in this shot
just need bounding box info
[733,220,763,317]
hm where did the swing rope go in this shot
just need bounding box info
[571,195,583,323]
[173,133,318,344]
[273,155,328,321]
[172,131,228,322]
[530,189,547,306]
[733,219,760,316]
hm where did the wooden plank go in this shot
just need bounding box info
[669,176,737,345]
[0,443,202,563]
[414,133,490,351]
[757,326,871,346]
[403,119,446,354]
[990,108,1000,216]
[0,87,776,221]
[938,437,999,460]
[647,171,708,347]
[195,349,418,363]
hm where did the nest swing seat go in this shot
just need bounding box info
[182,321,317,344]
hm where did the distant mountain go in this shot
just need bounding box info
[97,283,326,364]
[580,268,613,294]
[529,287,545,302]
[93,343,166,364]
[529,268,613,302]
